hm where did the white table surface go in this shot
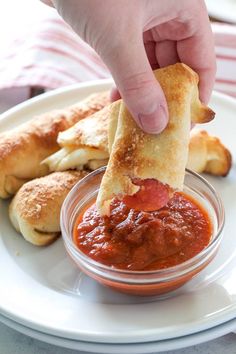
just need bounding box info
[0,321,236,354]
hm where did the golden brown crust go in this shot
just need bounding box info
[42,101,121,172]
[97,64,215,215]
[65,91,110,126]
[57,100,120,152]
[0,91,109,199]
[187,130,232,176]
[9,170,88,246]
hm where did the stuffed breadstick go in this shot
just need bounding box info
[97,63,215,215]
[0,91,109,199]
[9,170,88,246]
[42,100,121,172]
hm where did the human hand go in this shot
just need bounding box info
[43,0,216,134]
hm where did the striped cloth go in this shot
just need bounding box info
[0,10,236,100]
[0,13,109,91]
[214,22,236,98]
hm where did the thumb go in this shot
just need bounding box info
[103,41,168,134]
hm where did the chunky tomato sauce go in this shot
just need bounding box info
[73,193,212,271]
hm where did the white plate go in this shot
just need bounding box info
[206,0,236,23]
[1,313,236,354]
[0,82,236,344]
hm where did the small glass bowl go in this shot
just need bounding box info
[60,167,224,296]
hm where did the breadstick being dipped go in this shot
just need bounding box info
[96,63,215,215]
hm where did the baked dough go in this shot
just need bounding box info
[42,107,231,179]
[187,129,232,176]
[0,91,109,199]
[9,170,88,246]
[97,63,215,215]
[42,100,121,172]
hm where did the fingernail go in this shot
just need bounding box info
[138,104,168,134]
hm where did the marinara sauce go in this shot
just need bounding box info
[73,192,212,271]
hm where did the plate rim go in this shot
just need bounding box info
[1,312,236,354]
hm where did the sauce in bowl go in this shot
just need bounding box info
[73,192,212,272]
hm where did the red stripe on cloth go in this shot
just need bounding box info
[36,32,106,69]
[41,17,72,29]
[215,78,236,85]
[214,34,236,48]
[36,18,108,69]
[5,44,105,78]
[216,54,236,61]
[0,65,81,90]
[215,90,236,98]
[38,45,106,77]
[22,63,81,81]
[2,77,71,90]
[39,19,106,71]
[0,65,108,90]
[4,14,107,72]
[2,36,107,75]
[38,31,89,53]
